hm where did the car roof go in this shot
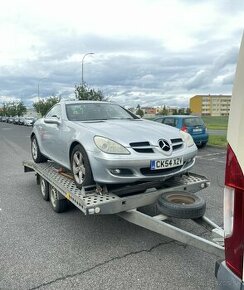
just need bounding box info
[156,115,200,119]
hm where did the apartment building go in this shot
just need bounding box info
[190,94,231,116]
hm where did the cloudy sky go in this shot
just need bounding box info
[0,0,244,108]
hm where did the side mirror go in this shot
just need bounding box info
[44,117,61,125]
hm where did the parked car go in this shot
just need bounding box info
[13,116,20,124]
[153,115,208,147]
[24,117,35,126]
[1,116,7,122]
[31,101,198,189]
[215,35,244,289]
[18,117,25,125]
[7,116,14,123]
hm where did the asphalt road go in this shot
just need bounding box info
[0,122,226,290]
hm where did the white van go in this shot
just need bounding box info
[215,34,244,289]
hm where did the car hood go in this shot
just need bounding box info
[75,119,181,146]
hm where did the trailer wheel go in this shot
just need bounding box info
[31,135,47,163]
[71,144,94,189]
[49,185,68,213]
[157,192,206,219]
[40,177,49,201]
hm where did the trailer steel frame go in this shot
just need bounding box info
[23,160,224,257]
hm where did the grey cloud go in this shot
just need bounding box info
[0,31,241,107]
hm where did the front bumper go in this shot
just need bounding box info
[87,146,197,184]
[215,260,244,290]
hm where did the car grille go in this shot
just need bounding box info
[171,138,184,150]
[130,138,183,153]
[130,142,154,153]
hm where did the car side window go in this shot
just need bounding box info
[154,118,164,123]
[162,118,176,127]
[46,105,61,119]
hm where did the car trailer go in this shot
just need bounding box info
[23,160,224,258]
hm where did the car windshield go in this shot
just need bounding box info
[66,103,136,121]
[183,117,204,127]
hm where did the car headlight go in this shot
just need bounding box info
[94,136,130,155]
[180,131,195,147]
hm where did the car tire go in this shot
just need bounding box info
[31,135,48,163]
[49,185,68,213]
[71,144,94,189]
[200,142,207,148]
[157,191,206,219]
[40,177,49,201]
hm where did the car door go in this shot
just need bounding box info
[42,104,64,163]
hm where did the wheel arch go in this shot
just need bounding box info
[69,140,91,164]
[69,141,82,163]
[30,132,35,139]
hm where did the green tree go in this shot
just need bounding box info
[16,101,27,116]
[6,102,16,116]
[33,96,60,116]
[1,101,27,117]
[75,84,105,101]
[159,105,168,115]
[178,108,185,115]
[186,107,191,115]
[136,108,144,117]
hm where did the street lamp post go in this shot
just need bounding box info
[81,52,94,87]
[37,78,47,100]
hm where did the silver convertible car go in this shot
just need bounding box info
[31,101,197,189]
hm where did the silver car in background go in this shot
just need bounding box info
[31,101,197,189]
[24,117,35,126]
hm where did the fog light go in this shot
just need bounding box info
[111,169,121,174]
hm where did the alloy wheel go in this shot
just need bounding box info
[72,151,86,185]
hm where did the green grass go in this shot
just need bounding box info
[202,116,228,130]
[208,135,227,147]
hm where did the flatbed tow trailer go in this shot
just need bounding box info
[23,160,225,258]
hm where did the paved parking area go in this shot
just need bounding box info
[0,122,226,290]
[196,147,226,164]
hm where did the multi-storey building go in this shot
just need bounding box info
[190,95,231,116]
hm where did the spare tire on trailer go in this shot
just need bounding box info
[157,191,206,219]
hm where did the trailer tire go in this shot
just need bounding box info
[157,192,206,219]
[40,177,49,201]
[31,135,47,163]
[49,185,68,213]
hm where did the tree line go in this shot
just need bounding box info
[1,84,191,118]
[33,84,105,116]
[0,101,27,117]
[0,84,105,117]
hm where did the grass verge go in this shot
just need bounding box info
[208,135,227,148]
[202,116,228,130]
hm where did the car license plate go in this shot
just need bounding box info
[193,128,202,132]
[150,157,183,170]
